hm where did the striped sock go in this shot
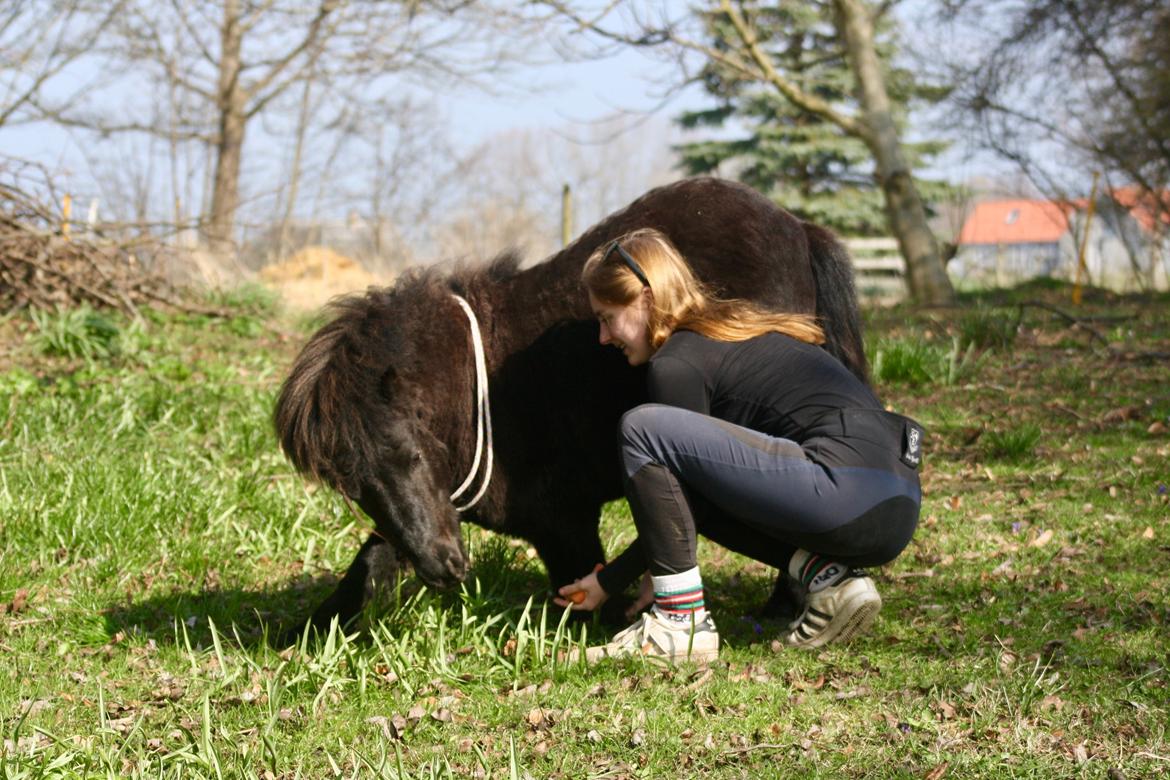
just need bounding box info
[651,566,707,624]
[788,550,849,594]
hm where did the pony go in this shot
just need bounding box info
[274,177,866,629]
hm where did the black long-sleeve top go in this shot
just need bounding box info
[595,329,883,595]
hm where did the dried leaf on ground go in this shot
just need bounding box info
[924,762,949,780]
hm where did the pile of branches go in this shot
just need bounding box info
[0,178,213,317]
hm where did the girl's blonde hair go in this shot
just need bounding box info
[581,227,825,349]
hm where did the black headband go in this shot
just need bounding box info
[604,240,650,288]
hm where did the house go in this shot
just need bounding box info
[952,191,1169,291]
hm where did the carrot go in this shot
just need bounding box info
[565,563,603,605]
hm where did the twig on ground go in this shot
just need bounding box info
[1046,401,1091,422]
[1136,752,1170,762]
[2,171,215,317]
[720,743,788,757]
[83,249,142,320]
[1017,300,1116,353]
[9,249,126,311]
[137,288,233,318]
[1018,300,1170,361]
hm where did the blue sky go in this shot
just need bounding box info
[0,3,1025,237]
[446,47,702,147]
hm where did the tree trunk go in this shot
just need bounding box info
[834,0,955,305]
[278,71,315,263]
[207,0,246,253]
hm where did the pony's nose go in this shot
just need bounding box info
[439,544,469,585]
[449,550,470,581]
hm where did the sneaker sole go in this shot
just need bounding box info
[580,644,719,665]
[790,587,882,649]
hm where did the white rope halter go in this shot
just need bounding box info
[449,294,493,513]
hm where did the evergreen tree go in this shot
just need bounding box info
[676,3,949,237]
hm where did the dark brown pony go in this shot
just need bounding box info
[275,178,866,630]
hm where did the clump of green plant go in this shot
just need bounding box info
[205,281,280,316]
[958,306,1020,351]
[870,336,982,387]
[983,423,1042,461]
[28,304,123,360]
[871,338,935,386]
[203,282,281,337]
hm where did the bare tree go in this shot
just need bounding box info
[540,0,957,305]
[940,0,1170,286]
[424,114,683,265]
[29,0,550,252]
[0,1,125,129]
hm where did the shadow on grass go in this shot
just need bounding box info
[697,560,1168,685]
[100,546,570,652]
[101,572,344,650]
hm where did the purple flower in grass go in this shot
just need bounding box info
[740,615,764,635]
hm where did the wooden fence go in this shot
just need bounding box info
[844,237,906,303]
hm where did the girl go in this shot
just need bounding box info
[555,228,922,663]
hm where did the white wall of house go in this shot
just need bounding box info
[953,205,1168,291]
[950,240,1063,287]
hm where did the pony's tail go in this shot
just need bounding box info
[803,222,870,385]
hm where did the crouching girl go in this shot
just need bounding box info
[556,228,922,663]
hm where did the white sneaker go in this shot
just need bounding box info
[579,610,719,664]
[786,575,881,648]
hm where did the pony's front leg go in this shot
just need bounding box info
[309,532,404,632]
[524,511,633,626]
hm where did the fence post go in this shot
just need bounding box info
[62,194,72,241]
[86,199,99,237]
[1073,172,1100,305]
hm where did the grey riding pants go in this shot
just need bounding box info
[619,404,921,577]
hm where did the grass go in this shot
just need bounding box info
[1,282,1168,778]
[983,424,1043,462]
[869,336,982,387]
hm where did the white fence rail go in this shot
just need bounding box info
[844,237,905,302]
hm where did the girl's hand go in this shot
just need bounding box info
[625,571,654,622]
[554,564,606,611]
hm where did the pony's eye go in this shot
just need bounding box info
[411,451,423,465]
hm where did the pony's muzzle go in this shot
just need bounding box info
[415,541,469,590]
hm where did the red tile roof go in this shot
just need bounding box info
[1108,186,1170,234]
[959,200,1073,245]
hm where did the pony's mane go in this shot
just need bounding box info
[446,250,524,296]
[274,250,525,495]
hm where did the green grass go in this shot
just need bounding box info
[983,424,1043,462]
[2,287,1168,778]
[869,335,982,387]
[956,306,1020,352]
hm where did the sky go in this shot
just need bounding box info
[0,0,1031,244]
[446,45,703,149]
[0,16,706,180]
[426,22,1007,185]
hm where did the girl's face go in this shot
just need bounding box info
[588,289,653,366]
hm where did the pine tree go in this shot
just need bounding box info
[676,3,949,237]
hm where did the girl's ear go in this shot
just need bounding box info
[640,285,654,308]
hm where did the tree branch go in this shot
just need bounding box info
[719,0,865,137]
[1062,3,1170,166]
[24,96,215,142]
[0,1,127,127]
[165,0,221,70]
[245,0,338,108]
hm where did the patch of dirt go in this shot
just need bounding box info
[259,246,390,311]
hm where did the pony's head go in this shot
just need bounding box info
[274,281,475,589]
